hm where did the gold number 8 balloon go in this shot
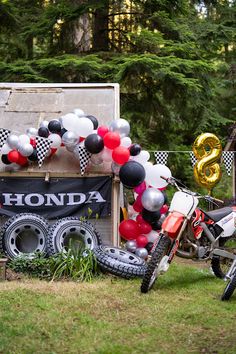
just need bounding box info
[193,133,222,194]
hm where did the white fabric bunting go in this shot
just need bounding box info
[0,128,11,151]
[35,136,52,168]
[154,151,169,165]
[222,151,235,176]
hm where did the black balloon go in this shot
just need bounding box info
[162,191,168,205]
[84,134,104,154]
[85,115,99,130]
[151,220,162,231]
[60,128,67,137]
[119,161,145,188]
[142,208,161,224]
[48,120,62,134]
[129,144,141,156]
[1,154,11,165]
[145,242,154,253]
[38,127,49,138]
[28,149,38,162]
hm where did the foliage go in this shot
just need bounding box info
[8,248,99,282]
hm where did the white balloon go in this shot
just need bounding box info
[133,150,150,164]
[18,134,30,146]
[74,117,94,137]
[73,108,85,117]
[1,143,12,154]
[101,147,112,162]
[143,161,153,171]
[91,153,103,165]
[62,113,80,133]
[145,164,172,189]
[26,127,38,138]
[49,134,62,148]
[40,120,49,128]
[18,143,33,157]
[121,137,132,148]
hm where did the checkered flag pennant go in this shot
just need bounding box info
[74,145,92,175]
[222,151,235,176]
[35,136,52,168]
[0,128,11,151]
[189,151,198,168]
[154,151,169,165]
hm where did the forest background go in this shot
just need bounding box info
[0,0,235,196]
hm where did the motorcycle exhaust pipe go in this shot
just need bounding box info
[176,242,198,259]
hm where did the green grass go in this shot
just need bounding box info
[0,262,236,354]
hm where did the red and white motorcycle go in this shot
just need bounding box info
[141,176,236,293]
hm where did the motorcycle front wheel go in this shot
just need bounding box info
[141,235,171,293]
[221,272,236,301]
[211,237,236,279]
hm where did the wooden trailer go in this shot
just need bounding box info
[0,83,121,246]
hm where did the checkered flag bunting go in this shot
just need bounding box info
[189,152,198,168]
[0,128,11,151]
[222,151,235,176]
[74,145,92,175]
[154,151,169,165]
[35,136,52,168]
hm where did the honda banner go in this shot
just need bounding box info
[0,176,112,219]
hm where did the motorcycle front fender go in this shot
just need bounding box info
[162,211,184,239]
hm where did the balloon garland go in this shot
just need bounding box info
[0,108,172,256]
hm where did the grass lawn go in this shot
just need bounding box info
[0,262,236,354]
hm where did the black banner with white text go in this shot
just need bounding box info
[0,176,112,219]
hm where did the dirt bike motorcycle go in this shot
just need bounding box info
[141,176,236,293]
[221,258,236,300]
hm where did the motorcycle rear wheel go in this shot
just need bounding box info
[140,235,171,293]
[211,237,236,279]
[221,273,236,301]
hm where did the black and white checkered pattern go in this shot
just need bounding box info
[189,152,198,167]
[0,128,11,151]
[35,136,52,168]
[222,151,235,176]
[74,145,91,175]
[154,151,169,165]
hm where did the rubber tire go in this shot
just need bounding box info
[93,245,147,279]
[211,237,236,279]
[221,273,236,301]
[0,213,49,259]
[141,235,171,293]
[47,217,102,256]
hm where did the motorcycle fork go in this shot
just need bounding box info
[166,218,189,264]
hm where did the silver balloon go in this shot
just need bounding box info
[62,131,77,147]
[135,247,148,259]
[125,240,137,253]
[40,120,49,128]
[109,118,130,138]
[159,214,167,223]
[18,143,34,157]
[141,188,164,212]
[7,135,19,149]
[66,145,77,152]
[91,153,103,165]
[111,161,121,175]
[26,127,38,138]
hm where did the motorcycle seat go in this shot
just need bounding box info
[203,207,232,222]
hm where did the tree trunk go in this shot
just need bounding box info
[92,0,109,51]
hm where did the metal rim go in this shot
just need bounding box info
[56,224,96,252]
[103,246,145,265]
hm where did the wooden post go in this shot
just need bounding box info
[0,258,8,281]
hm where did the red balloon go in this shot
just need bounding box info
[18,153,28,166]
[103,132,120,150]
[160,204,169,214]
[30,138,36,148]
[7,150,20,163]
[133,194,143,212]
[136,214,144,223]
[136,235,148,248]
[119,219,140,241]
[138,221,152,234]
[97,125,109,138]
[112,146,130,165]
[49,148,57,156]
